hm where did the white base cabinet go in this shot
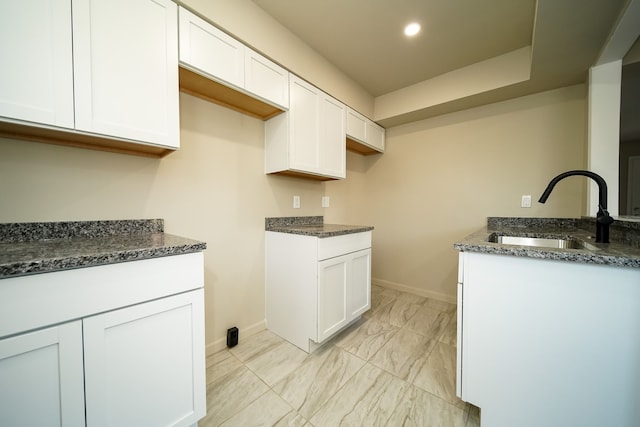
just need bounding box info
[84,290,205,427]
[0,322,85,427]
[457,251,640,427]
[0,253,206,427]
[265,231,371,352]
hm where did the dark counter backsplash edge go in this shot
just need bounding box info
[265,216,323,228]
[0,219,164,243]
[487,216,640,248]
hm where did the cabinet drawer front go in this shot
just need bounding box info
[317,231,371,260]
[0,252,204,339]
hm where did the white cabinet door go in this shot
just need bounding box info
[346,108,367,143]
[319,94,346,179]
[348,249,372,318]
[0,321,85,427]
[317,254,349,342]
[367,121,385,151]
[289,76,321,173]
[345,107,385,153]
[73,0,179,148]
[245,49,290,109]
[0,0,74,128]
[83,289,205,427]
[178,7,244,89]
[266,75,346,180]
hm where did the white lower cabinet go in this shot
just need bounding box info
[266,231,371,352]
[317,249,371,342]
[0,253,206,427]
[0,322,85,427]
[457,251,640,427]
[84,290,205,427]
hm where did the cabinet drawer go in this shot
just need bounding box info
[317,232,371,260]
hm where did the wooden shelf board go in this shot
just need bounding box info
[0,121,173,158]
[179,67,285,121]
[346,137,382,155]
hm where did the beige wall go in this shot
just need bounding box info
[179,0,374,117]
[0,93,328,354]
[326,84,587,302]
[0,86,587,351]
[0,1,590,352]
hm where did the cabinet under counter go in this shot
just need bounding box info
[265,216,373,352]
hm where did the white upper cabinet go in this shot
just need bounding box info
[0,0,74,128]
[265,75,346,180]
[73,0,179,148]
[0,0,180,156]
[178,7,289,112]
[178,7,244,89]
[245,49,290,110]
[346,107,385,154]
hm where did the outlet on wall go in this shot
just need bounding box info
[293,195,300,209]
[521,195,532,208]
[322,196,330,208]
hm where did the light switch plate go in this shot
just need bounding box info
[322,196,330,208]
[293,195,300,209]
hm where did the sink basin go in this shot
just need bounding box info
[487,234,599,250]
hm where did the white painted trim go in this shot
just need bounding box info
[372,277,456,304]
[587,61,621,217]
[205,319,266,356]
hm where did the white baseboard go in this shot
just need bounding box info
[205,319,266,356]
[372,277,456,304]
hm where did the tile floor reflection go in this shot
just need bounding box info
[198,285,480,427]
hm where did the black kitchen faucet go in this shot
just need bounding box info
[538,170,614,243]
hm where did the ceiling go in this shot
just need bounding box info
[251,0,633,126]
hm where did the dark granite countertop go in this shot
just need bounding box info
[265,216,373,238]
[0,219,206,278]
[454,217,640,268]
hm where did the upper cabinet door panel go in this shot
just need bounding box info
[367,121,385,151]
[319,94,346,179]
[178,7,244,89]
[346,108,367,143]
[244,49,289,109]
[0,0,74,128]
[289,76,321,172]
[73,0,179,148]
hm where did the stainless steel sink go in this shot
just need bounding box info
[487,234,599,250]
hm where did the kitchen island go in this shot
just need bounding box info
[454,217,640,427]
[0,219,207,427]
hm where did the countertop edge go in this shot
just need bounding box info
[454,217,640,269]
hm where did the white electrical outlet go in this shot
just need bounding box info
[521,195,532,208]
[322,196,330,208]
[293,195,300,209]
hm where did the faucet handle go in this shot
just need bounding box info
[596,207,614,225]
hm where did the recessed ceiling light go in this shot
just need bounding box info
[404,22,421,37]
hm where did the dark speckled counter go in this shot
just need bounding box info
[265,216,373,238]
[0,219,206,278]
[454,217,640,268]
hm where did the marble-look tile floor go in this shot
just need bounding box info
[198,285,481,427]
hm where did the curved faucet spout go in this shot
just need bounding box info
[538,170,613,243]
